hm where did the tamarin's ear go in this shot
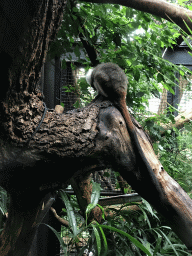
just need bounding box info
[86,68,94,86]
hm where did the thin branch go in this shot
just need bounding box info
[50,207,69,227]
[160,109,192,135]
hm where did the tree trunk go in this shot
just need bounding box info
[29,195,62,256]
[0,1,66,254]
[0,0,66,136]
[82,0,192,35]
[0,97,110,255]
[71,175,104,224]
[0,193,55,256]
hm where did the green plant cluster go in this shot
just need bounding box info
[47,1,192,254]
[56,187,190,256]
[144,111,192,196]
[49,0,191,111]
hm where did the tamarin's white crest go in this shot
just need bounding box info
[86,68,93,86]
[86,67,108,97]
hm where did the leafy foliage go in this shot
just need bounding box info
[49,0,191,111]
[104,199,189,255]
[46,186,190,255]
[142,107,192,195]
[75,77,96,108]
[51,0,192,196]
[46,2,192,254]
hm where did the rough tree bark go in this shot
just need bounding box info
[0,0,67,255]
[1,0,192,255]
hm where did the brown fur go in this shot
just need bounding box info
[90,62,151,171]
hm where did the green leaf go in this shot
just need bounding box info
[179,69,185,76]
[142,199,155,217]
[124,187,129,194]
[157,73,164,83]
[42,224,67,254]
[74,45,81,58]
[103,172,110,177]
[126,8,131,19]
[169,87,175,95]
[184,123,192,131]
[86,181,101,215]
[153,236,162,256]
[60,190,78,237]
[85,182,101,226]
[97,204,105,220]
[72,7,78,12]
[91,224,101,256]
[98,225,108,255]
[86,203,95,214]
[133,68,140,82]
[183,18,192,37]
[158,229,179,256]
[136,92,145,98]
[162,82,175,94]
[61,60,67,69]
[114,171,120,177]
[72,14,77,20]
[91,181,101,206]
[99,225,152,256]
[73,100,80,109]
[182,36,192,50]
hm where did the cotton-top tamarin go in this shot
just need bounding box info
[86,62,152,174]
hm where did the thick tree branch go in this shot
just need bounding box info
[1,98,192,254]
[81,0,192,35]
[96,106,192,249]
